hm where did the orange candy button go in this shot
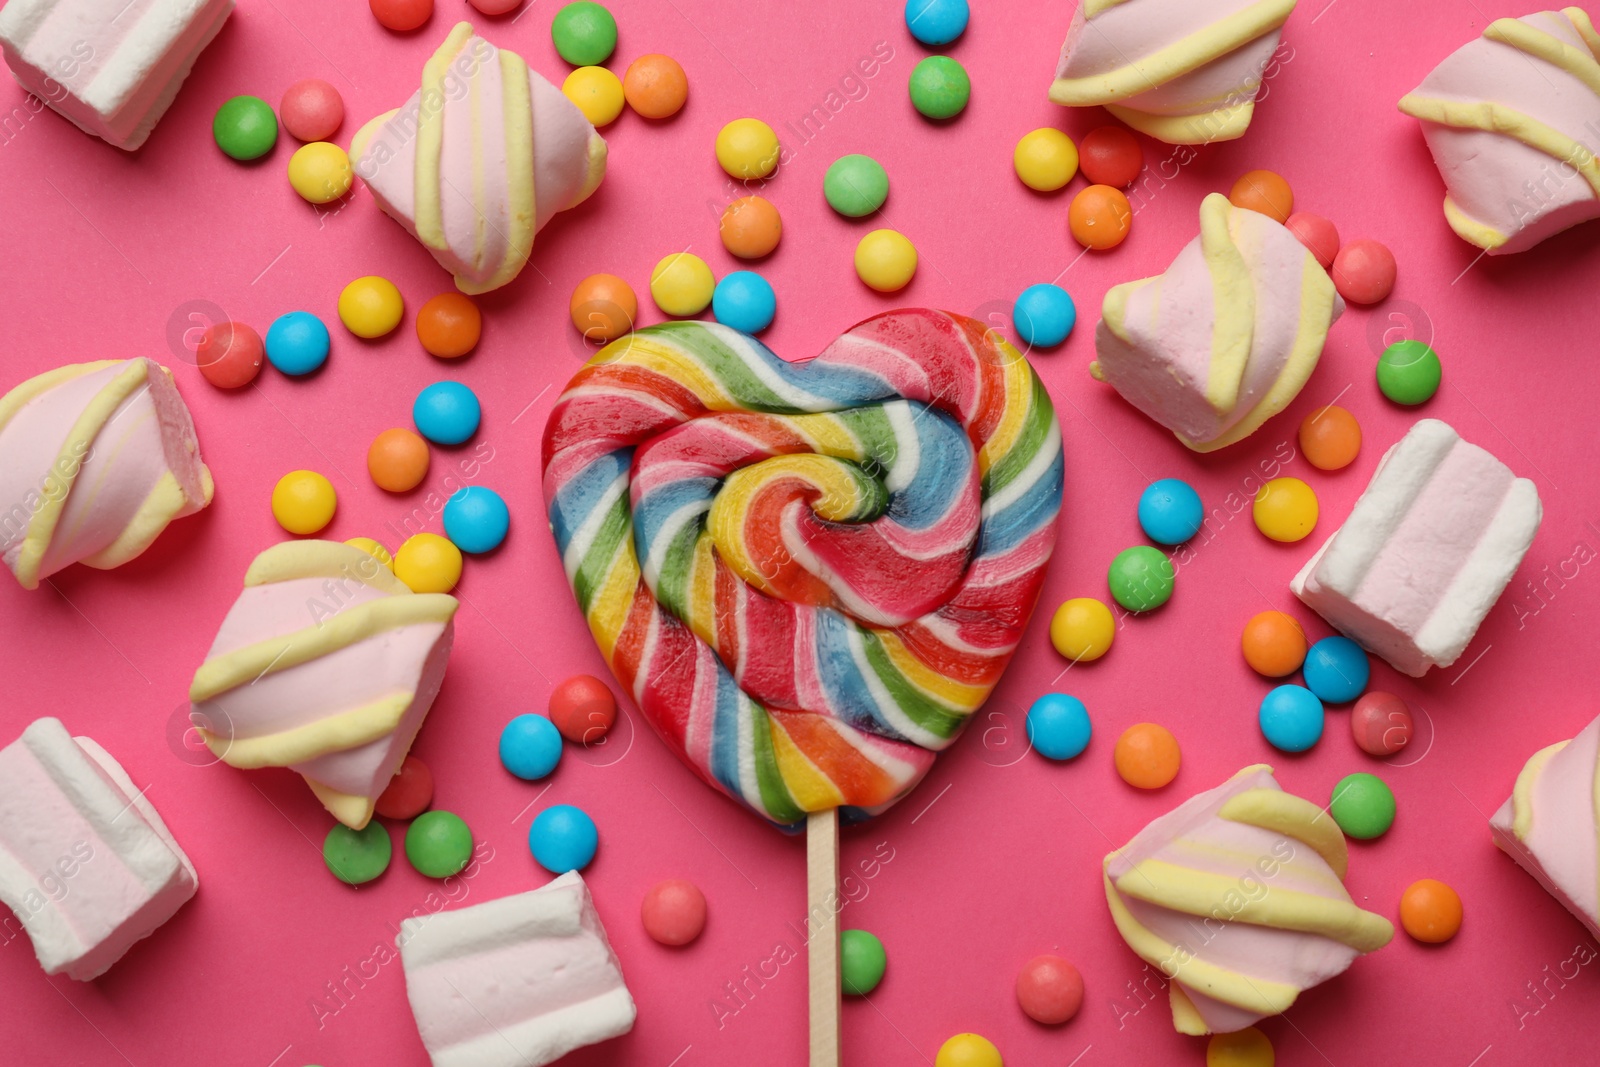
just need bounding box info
[1400,879,1463,943]
[1229,169,1294,223]
[1241,610,1308,677]
[416,292,482,359]
[623,54,688,119]
[1114,723,1180,789]
[1299,404,1362,471]
[368,427,430,493]
[720,195,783,259]
[1069,184,1132,250]
[569,273,638,344]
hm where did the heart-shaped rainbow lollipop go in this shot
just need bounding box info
[543,309,1064,827]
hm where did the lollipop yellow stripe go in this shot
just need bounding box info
[769,720,847,810]
[586,544,639,663]
[876,634,986,709]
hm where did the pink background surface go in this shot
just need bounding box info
[2,0,1599,1063]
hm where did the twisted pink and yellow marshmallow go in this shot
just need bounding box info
[1400,8,1600,254]
[0,358,212,590]
[1091,192,1342,452]
[190,541,458,829]
[1492,713,1600,940]
[543,312,1064,826]
[1049,0,1296,144]
[1105,765,1394,1035]
[351,22,607,295]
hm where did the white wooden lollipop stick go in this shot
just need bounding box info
[807,808,841,1067]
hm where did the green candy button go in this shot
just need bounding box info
[406,810,474,878]
[824,155,889,218]
[1330,772,1396,840]
[1108,545,1174,612]
[323,822,392,885]
[213,95,278,161]
[1377,340,1442,406]
[552,1,618,66]
[909,56,970,120]
[840,928,887,995]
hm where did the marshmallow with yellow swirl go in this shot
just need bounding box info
[0,358,212,590]
[190,541,458,830]
[351,22,607,295]
[1104,764,1394,1035]
[1090,193,1342,452]
[1049,0,1297,144]
[1399,8,1600,254]
[1491,712,1600,940]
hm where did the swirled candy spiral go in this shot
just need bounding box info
[0,358,212,589]
[190,540,459,829]
[351,22,608,294]
[1091,192,1342,452]
[543,310,1064,826]
[1492,712,1600,940]
[1105,764,1394,1035]
[1049,0,1296,144]
[1399,8,1600,254]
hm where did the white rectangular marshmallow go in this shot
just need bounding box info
[0,717,197,979]
[1291,419,1541,676]
[0,0,233,150]
[399,871,636,1067]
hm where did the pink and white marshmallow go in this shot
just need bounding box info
[0,0,233,150]
[1292,419,1542,677]
[399,872,636,1067]
[0,718,197,980]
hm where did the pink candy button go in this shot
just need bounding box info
[642,879,707,946]
[1332,238,1397,305]
[1016,954,1084,1024]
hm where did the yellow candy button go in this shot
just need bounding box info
[854,229,917,292]
[936,1033,1002,1067]
[338,276,404,339]
[344,536,394,572]
[562,66,625,127]
[272,470,337,535]
[394,533,463,593]
[1207,1026,1274,1067]
[1013,128,1078,192]
[715,118,780,180]
[1050,597,1115,662]
[287,141,353,204]
[650,252,716,316]
[1253,477,1318,543]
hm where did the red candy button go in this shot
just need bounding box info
[375,755,434,820]
[1351,691,1414,757]
[1078,126,1142,188]
[196,321,264,389]
[1286,212,1340,270]
[549,675,617,744]
[369,0,432,32]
